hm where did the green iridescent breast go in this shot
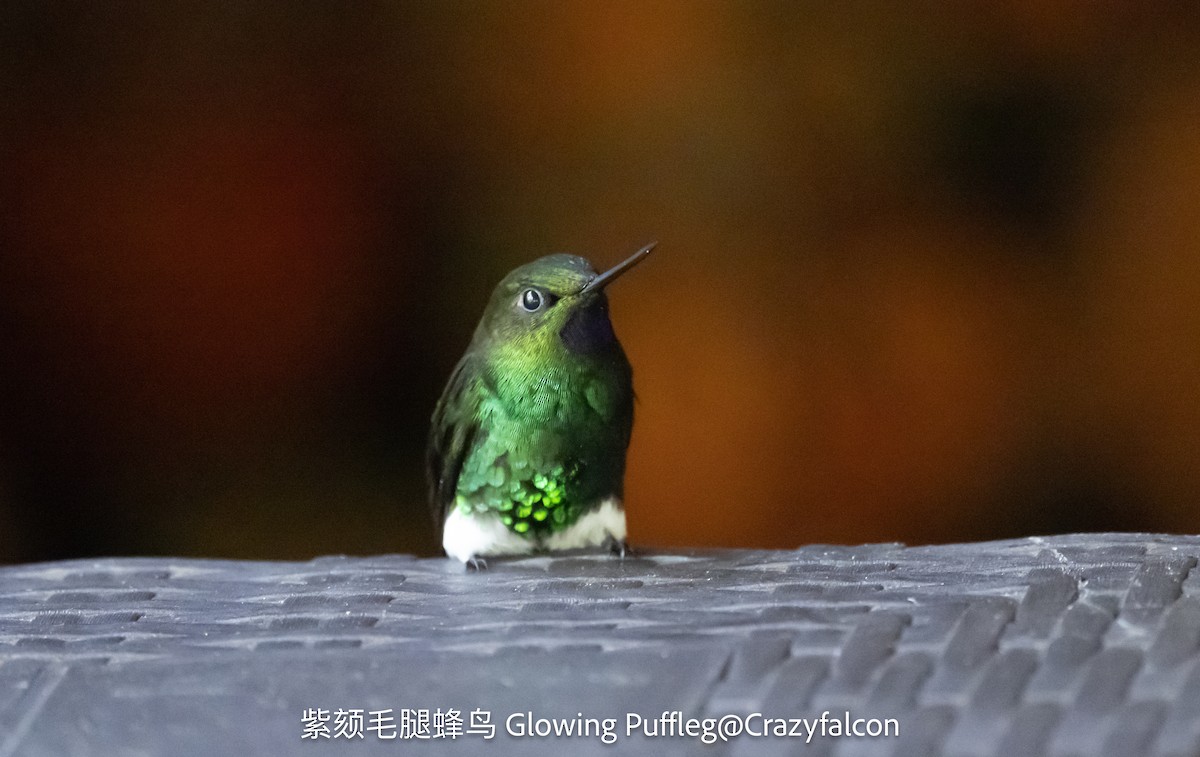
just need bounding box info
[454,458,587,536]
[441,343,632,538]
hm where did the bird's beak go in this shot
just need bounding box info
[580,241,656,294]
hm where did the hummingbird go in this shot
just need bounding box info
[427,242,654,567]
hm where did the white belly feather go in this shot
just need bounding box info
[442,497,626,563]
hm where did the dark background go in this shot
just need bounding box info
[1,3,1199,564]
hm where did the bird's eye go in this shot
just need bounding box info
[520,289,544,312]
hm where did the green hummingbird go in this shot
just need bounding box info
[427,242,654,567]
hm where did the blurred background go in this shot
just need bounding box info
[1,2,1199,564]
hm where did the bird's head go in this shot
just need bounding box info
[472,243,654,361]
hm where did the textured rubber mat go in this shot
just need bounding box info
[0,534,1197,756]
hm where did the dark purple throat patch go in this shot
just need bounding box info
[559,299,617,354]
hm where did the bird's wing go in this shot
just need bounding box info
[426,355,486,529]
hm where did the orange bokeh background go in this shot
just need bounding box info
[1,3,1198,562]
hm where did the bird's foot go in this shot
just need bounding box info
[604,536,633,559]
[466,556,489,572]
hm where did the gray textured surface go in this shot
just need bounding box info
[0,534,1199,756]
